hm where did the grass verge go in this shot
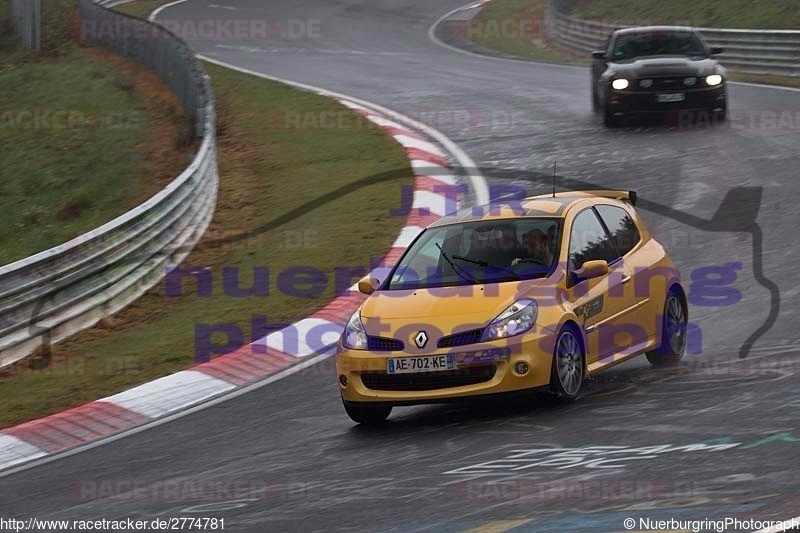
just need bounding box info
[0,17,414,427]
[569,0,800,29]
[0,26,191,264]
[467,0,800,88]
[467,0,583,64]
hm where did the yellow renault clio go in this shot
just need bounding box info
[336,191,686,424]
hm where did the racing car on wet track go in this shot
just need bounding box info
[336,190,688,424]
[591,26,728,126]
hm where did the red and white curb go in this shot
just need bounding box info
[0,95,467,472]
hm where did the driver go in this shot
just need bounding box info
[512,229,554,266]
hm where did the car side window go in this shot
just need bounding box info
[595,205,641,257]
[568,209,617,272]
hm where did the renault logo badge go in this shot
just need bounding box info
[413,331,428,349]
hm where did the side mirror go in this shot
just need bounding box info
[591,50,606,60]
[711,46,724,55]
[357,276,380,295]
[574,259,609,281]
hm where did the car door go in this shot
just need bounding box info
[565,207,640,369]
[594,204,651,358]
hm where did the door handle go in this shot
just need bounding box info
[621,275,632,284]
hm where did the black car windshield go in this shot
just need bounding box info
[386,218,561,289]
[612,30,708,61]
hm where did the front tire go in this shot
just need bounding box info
[713,103,727,123]
[342,398,392,425]
[646,288,687,367]
[603,103,619,127]
[550,326,585,402]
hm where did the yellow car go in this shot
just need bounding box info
[336,190,687,424]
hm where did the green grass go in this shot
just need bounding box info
[467,0,800,88]
[0,41,158,265]
[0,58,414,427]
[570,0,800,29]
[114,0,168,19]
[467,0,583,63]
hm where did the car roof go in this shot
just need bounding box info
[429,190,636,227]
[612,25,697,37]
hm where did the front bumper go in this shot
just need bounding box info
[607,84,726,115]
[336,330,555,404]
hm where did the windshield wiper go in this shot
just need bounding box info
[436,243,478,285]
[451,254,520,280]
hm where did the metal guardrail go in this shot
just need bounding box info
[547,0,800,76]
[0,0,218,368]
[7,0,41,50]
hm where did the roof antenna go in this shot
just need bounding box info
[552,161,557,198]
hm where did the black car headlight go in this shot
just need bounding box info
[611,78,630,90]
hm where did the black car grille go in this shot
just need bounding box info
[437,328,485,348]
[360,364,497,391]
[634,76,696,91]
[367,336,404,352]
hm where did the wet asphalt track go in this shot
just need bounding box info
[2,1,800,531]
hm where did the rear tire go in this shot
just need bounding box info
[646,287,687,367]
[342,397,392,425]
[549,326,585,402]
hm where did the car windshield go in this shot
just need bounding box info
[386,218,561,289]
[612,30,708,61]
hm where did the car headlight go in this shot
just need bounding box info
[611,78,629,90]
[705,74,723,86]
[481,299,537,342]
[342,310,368,350]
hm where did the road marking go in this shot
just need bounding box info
[101,370,236,418]
[0,435,46,469]
[149,0,189,21]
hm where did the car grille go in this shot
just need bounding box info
[636,76,695,91]
[367,336,404,352]
[360,364,497,391]
[437,328,485,348]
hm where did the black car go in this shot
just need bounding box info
[591,26,728,127]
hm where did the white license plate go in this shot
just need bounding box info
[656,93,685,103]
[388,354,454,374]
